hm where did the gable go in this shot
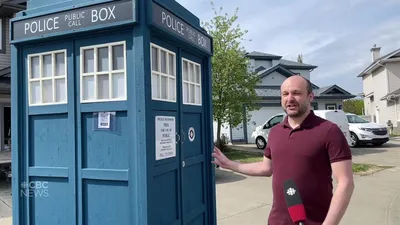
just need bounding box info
[320,85,352,96]
[259,71,288,85]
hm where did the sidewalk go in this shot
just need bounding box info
[216,168,400,225]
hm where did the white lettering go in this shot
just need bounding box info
[24,17,59,35]
[91,6,116,22]
[198,35,207,47]
[161,11,184,36]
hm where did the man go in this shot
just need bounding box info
[212,75,354,225]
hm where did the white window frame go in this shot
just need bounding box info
[150,43,177,102]
[182,58,202,106]
[27,49,68,106]
[80,41,127,103]
[326,105,336,110]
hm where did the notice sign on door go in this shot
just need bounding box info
[155,116,176,160]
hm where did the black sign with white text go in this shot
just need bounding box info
[151,2,212,54]
[12,0,134,41]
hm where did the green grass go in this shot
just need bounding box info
[224,148,393,174]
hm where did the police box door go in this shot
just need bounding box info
[180,50,209,225]
[148,41,209,225]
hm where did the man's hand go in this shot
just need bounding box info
[212,146,234,169]
[211,146,273,177]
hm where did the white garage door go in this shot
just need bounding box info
[246,107,284,144]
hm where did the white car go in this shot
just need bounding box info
[346,113,389,147]
[252,110,352,149]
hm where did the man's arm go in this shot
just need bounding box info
[227,156,273,177]
[323,160,355,225]
[323,123,355,225]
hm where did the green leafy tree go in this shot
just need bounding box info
[343,99,364,115]
[202,1,261,149]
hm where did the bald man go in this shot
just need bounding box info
[212,75,354,225]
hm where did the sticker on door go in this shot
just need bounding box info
[188,127,195,142]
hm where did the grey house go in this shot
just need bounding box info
[228,51,355,144]
[0,0,26,150]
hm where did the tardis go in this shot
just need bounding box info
[10,0,216,224]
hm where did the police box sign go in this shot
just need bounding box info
[152,2,212,54]
[12,0,133,41]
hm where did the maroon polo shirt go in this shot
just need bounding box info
[264,110,352,225]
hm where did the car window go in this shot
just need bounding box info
[269,115,284,127]
[346,115,368,123]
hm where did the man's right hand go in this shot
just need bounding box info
[211,146,232,169]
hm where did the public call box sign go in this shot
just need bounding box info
[12,0,134,41]
[152,2,212,55]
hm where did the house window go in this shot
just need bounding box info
[80,41,127,103]
[28,50,68,106]
[182,58,201,105]
[150,43,176,102]
[0,18,4,53]
[325,104,337,110]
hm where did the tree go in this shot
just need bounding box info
[202,1,261,149]
[343,99,364,115]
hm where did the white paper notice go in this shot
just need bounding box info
[155,116,176,160]
[98,112,111,129]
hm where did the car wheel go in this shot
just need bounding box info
[256,137,266,149]
[350,132,359,147]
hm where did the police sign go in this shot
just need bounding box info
[12,0,133,41]
[151,2,212,54]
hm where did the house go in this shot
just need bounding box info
[358,45,400,131]
[0,0,26,150]
[228,51,356,144]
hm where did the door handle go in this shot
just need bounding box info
[176,133,180,143]
[182,130,185,143]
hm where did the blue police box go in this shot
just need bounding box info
[10,0,216,224]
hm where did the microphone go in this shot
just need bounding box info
[283,179,307,225]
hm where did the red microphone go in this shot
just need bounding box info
[283,179,307,225]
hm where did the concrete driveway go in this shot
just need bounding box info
[216,141,400,225]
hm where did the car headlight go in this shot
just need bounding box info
[359,127,373,131]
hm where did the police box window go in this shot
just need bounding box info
[27,50,68,106]
[80,41,127,103]
[150,43,176,102]
[182,58,201,106]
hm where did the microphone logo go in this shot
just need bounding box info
[286,187,296,196]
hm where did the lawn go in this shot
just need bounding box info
[224,148,393,175]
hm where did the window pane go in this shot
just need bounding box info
[183,83,188,103]
[188,63,194,82]
[169,78,175,101]
[42,54,52,78]
[195,85,201,104]
[97,74,110,99]
[190,84,195,103]
[195,65,200,83]
[98,47,109,72]
[112,73,125,99]
[161,76,167,99]
[168,54,174,76]
[84,49,94,73]
[160,50,167,74]
[183,61,188,81]
[55,78,66,102]
[30,56,40,79]
[151,47,158,71]
[30,81,40,104]
[112,45,124,70]
[82,76,94,100]
[55,53,65,76]
[151,73,159,99]
[42,80,53,103]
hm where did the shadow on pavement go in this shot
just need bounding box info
[351,146,388,156]
[215,169,247,184]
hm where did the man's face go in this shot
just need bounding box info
[280,78,313,117]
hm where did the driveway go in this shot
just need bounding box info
[216,141,400,225]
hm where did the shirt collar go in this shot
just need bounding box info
[282,110,316,129]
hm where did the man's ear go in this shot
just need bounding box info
[309,92,315,102]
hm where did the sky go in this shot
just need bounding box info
[175,0,400,95]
